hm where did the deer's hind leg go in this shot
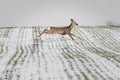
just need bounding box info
[37,29,47,37]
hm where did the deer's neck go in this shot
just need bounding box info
[68,23,73,30]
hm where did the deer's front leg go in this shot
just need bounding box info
[68,34,74,40]
[70,33,80,39]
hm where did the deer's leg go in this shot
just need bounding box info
[37,32,43,37]
[68,34,74,40]
[70,33,80,39]
[37,29,46,37]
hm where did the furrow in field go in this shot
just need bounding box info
[62,40,93,80]
[56,38,96,80]
[91,29,120,66]
[64,39,108,80]
[22,26,46,80]
[39,31,76,80]
[6,27,25,65]
[75,46,117,79]
[20,27,33,65]
[94,29,119,52]
[0,27,14,61]
[38,27,60,80]
[46,37,72,80]
[2,27,28,80]
[0,27,15,79]
[54,40,76,80]
[0,27,13,55]
[1,27,120,80]
[31,26,41,80]
[0,32,5,59]
[73,28,109,78]
[75,27,120,79]
[88,28,120,54]
[0,29,7,56]
[75,45,112,80]
[105,28,120,52]
[16,27,38,80]
[39,27,109,80]
[76,28,120,65]
[13,27,30,66]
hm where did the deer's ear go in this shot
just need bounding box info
[71,19,74,21]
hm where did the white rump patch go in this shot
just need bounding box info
[47,27,51,30]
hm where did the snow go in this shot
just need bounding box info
[0,27,120,80]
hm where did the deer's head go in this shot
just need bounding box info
[70,19,78,27]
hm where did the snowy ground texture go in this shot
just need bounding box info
[0,26,120,80]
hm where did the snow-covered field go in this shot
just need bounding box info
[0,26,120,80]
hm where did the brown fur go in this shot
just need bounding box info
[37,19,79,40]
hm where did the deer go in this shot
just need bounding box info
[37,19,79,40]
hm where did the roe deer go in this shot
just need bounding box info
[37,19,79,40]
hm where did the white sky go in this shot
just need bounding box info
[0,0,120,26]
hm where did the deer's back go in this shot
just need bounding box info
[49,27,70,35]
